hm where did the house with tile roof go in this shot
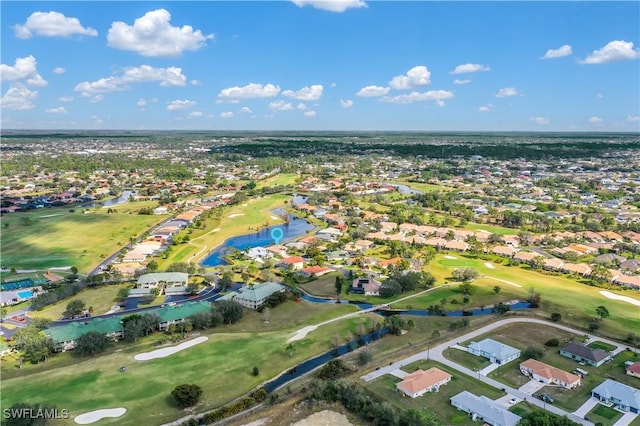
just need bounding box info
[626,362,640,379]
[519,358,581,389]
[349,276,381,296]
[591,379,640,413]
[396,367,452,398]
[450,391,521,426]
[467,338,521,365]
[560,342,612,367]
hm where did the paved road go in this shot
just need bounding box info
[359,317,626,426]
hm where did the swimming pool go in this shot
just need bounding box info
[17,290,33,299]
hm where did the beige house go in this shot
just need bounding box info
[520,359,581,389]
[396,368,452,398]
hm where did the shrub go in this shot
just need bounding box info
[545,338,560,347]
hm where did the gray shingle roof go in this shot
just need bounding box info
[450,391,521,426]
[592,379,640,411]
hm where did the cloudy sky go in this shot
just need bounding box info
[1,1,639,131]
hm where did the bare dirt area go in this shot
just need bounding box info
[232,400,359,426]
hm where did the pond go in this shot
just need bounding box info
[102,190,138,207]
[383,183,424,195]
[200,211,315,267]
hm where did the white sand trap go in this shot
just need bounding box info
[484,262,495,269]
[242,203,248,207]
[444,255,457,260]
[74,408,126,424]
[211,228,221,232]
[228,213,245,218]
[288,325,317,342]
[270,215,279,220]
[599,291,640,307]
[135,336,208,361]
[39,213,63,218]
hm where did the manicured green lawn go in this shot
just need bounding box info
[463,222,520,235]
[299,272,342,298]
[587,404,623,426]
[438,258,480,267]
[389,180,449,193]
[442,347,491,371]
[256,173,300,189]
[30,282,135,320]
[0,203,169,273]
[588,341,617,352]
[364,360,504,426]
[1,300,379,426]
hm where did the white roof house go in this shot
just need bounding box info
[450,391,521,426]
[467,338,521,365]
[137,272,189,289]
[231,282,286,309]
[592,379,640,413]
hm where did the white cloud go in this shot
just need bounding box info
[596,93,604,99]
[297,103,307,110]
[74,65,187,98]
[189,111,203,118]
[381,90,454,104]
[58,96,73,102]
[0,84,38,110]
[191,80,202,86]
[627,115,640,122]
[494,87,520,98]
[453,79,471,85]
[340,99,353,108]
[14,11,98,39]
[137,98,147,107]
[291,0,367,13]
[450,63,491,74]
[167,99,196,110]
[239,106,253,114]
[220,111,233,119]
[91,115,104,125]
[330,82,337,88]
[269,100,294,111]
[46,106,67,114]
[530,116,549,125]
[589,116,603,124]
[0,56,47,86]
[541,44,572,59]
[217,83,280,103]
[53,67,66,74]
[282,84,323,101]
[580,40,640,64]
[478,104,493,112]
[389,66,431,90]
[356,85,390,97]
[107,9,213,57]
[304,110,317,117]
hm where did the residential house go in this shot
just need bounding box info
[620,259,640,272]
[543,258,565,271]
[279,256,304,271]
[613,274,640,290]
[45,317,124,352]
[231,282,286,309]
[396,367,452,398]
[349,276,382,296]
[591,379,640,413]
[327,250,349,262]
[450,391,521,426]
[445,240,469,252]
[593,253,626,265]
[299,266,332,277]
[513,251,539,264]
[467,338,521,365]
[560,263,593,277]
[560,342,612,367]
[492,246,518,257]
[315,227,343,241]
[519,358,581,389]
[626,362,640,378]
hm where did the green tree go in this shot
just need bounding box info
[523,345,544,360]
[116,288,130,302]
[252,366,260,376]
[551,312,562,323]
[215,300,243,324]
[595,305,610,320]
[63,299,86,317]
[75,331,111,357]
[335,275,344,295]
[219,271,233,290]
[171,383,203,408]
[493,285,501,295]
[0,306,7,321]
[453,268,479,282]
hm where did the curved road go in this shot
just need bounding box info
[361,317,629,426]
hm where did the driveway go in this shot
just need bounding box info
[519,379,547,395]
[613,411,639,426]
[573,397,599,418]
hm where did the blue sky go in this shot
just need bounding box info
[1,1,639,131]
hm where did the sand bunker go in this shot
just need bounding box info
[74,408,126,424]
[291,410,353,426]
[228,213,246,218]
[444,255,457,259]
[135,336,208,361]
[599,290,640,306]
[484,262,495,269]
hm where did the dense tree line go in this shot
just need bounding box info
[31,282,83,311]
[380,271,436,298]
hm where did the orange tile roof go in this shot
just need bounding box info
[520,359,580,385]
[397,368,452,394]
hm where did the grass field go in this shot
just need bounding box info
[586,404,623,426]
[587,341,617,352]
[29,282,136,320]
[256,173,300,189]
[442,347,491,371]
[389,180,449,193]
[1,300,380,426]
[0,202,169,273]
[364,360,504,426]
[425,253,640,341]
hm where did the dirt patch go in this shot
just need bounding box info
[291,410,353,426]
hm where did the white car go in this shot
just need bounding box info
[509,397,518,404]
